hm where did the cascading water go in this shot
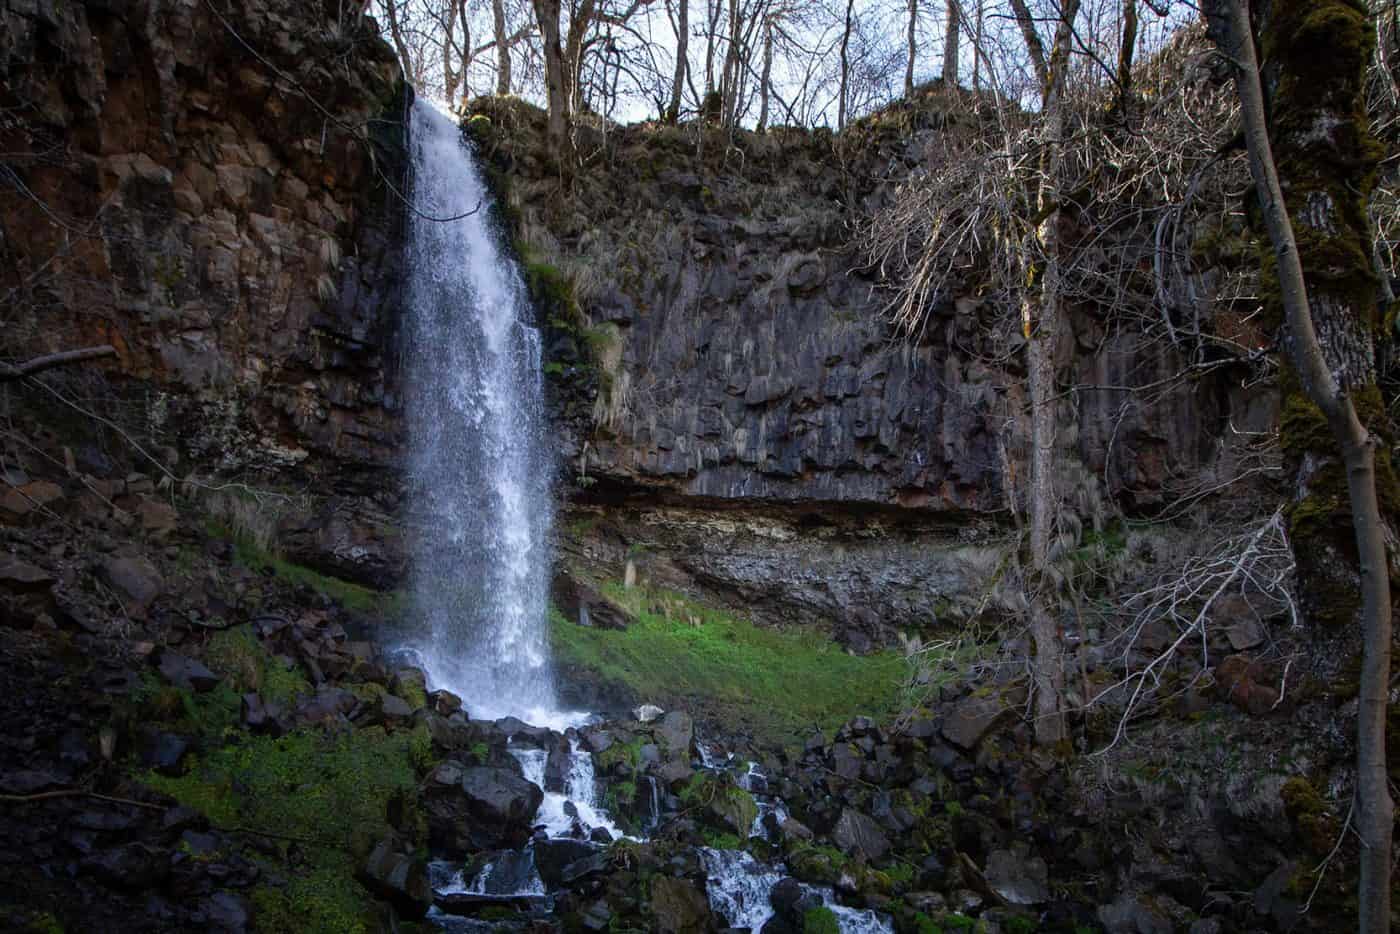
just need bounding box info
[401,99,559,723]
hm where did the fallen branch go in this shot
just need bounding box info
[0,788,164,810]
[0,346,116,382]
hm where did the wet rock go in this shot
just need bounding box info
[583,728,614,754]
[535,838,598,889]
[940,693,1010,751]
[984,844,1049,906]
[159,651,220,692]
[423,764,544,853]
[649,875,713,933]
[430,689,463,716]
[656,710,694,757]
[831,808,890,862]
[358,838,432,918]
[561,850,612,884]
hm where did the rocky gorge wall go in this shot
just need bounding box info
[465,96,1276,640]
[1,2,1273,644]
[1,0,410,584]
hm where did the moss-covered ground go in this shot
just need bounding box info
[129,616,431,933]
[550,581,907,747]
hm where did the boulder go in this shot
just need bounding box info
[551,571,635,630]
[831,808,890,862]
[240,693,285,735]
[159,651,220,693]
[656,710,694,757]
[534,838,598,889]
[1097,894,1173,934]
[940,693,1010,751]
[649,876,713,934]
[0,480,64,522]
[292,686,357,726]
[136,499,179,537]
[139,730,190,775]
[101,555,164,618]
[984,845,1050,905]
[423,764,543,853]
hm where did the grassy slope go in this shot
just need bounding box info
[550,581,909,748]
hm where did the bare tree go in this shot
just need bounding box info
[665,0,689,120]
[905,0,918,96]
[942,0,959,84]
[1207,1,1394,930]
[837,0,856,128]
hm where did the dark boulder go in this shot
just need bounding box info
[358,838,433,919]
[831,808,890,862]
[423,763,543,853]
[535,838,598,889]
[159,651,220,693]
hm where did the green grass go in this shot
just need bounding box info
[550,582,908,747]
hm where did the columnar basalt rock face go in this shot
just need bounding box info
[0,0,407,492]
[467,98,1274,635]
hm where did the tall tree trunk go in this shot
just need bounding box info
[531,0,570,153]
[564,0,598,115]
[838,0,855,129]
[971,0,982,90]
[493,0,512,93]
[720,0,741,125]
[666,0,688,122]
[942,0,959,85]
[443,0,460,107]
[1115,0,1137,116]
[381,0,415,84]
[1207,2,1393,930]
[757,15,772,131]
[905,0,918,96]
[704,0,721,102]
[1022,0,1079,748]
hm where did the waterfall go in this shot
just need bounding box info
[402,99,557,723]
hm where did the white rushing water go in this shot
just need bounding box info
[401,99,562,724]
[509,740,628,841]
[699,848,895,934]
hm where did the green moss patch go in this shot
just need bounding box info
[142,724,429,933]
[204,625,311,706]
[550,583,906,747]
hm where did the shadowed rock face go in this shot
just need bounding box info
[1,0,409,568]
